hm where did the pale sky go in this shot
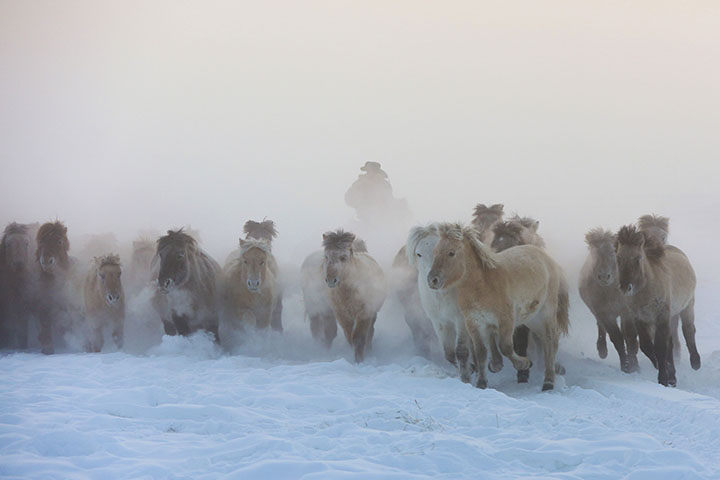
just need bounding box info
[1,1,718,283]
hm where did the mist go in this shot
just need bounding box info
[1,1,719,355]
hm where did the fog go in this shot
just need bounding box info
[1,2,719,354]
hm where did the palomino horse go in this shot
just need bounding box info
[471,204,504,245]
[391,245,436,358]
[223,237,279,331]
[0,222,39,349]
[615,225,699,387]
[301,231,385,362]
[82,254,124,351]
[243,220,283,331]
[579,228,636,372]
[151,229,222,341]
[427,223,569,391]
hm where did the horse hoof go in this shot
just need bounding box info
[41,346,54,355]
[517,370,529,383]
[488,361,503,373]
[542,382,554,391]
[475,379,488,389]
[691,354,701,370]
[554,363,566,375]
[597,343,608,359]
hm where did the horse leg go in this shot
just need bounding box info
[254,305,272,330]
[270,296,283,332]
[540,325,559,391]
[455,328,473,384]
[602,315,631,372]
[112,316,124,349]
[322,313,337,348]
[513,325,530,383]
[636,321,657,369]
[310,314,324,343]
[497,314,531,373]
[351,317,372,363]
[671,315,682,361]
[37,309,54,355]
[666,330,677,387]
[654,311,671,387]
[366,314,377,352]
[620,315,640,369]
[596,321,608,359]
[437,323,458,368]
[464,316,488,389]
[680,299,700,370]
[89,325,103,353]
[488,329,504,373]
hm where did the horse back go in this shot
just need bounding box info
[663,246,696,314]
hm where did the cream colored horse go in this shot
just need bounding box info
[427,223,569,391]
[83,254,124,351]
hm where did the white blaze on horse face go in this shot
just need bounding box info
[413,235,439,276]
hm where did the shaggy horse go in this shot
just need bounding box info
[83,254,124,351]
[0,222,39,348]
[471,203,504,245]
[243,220,283,331]
[34,221,75,354]
[615,225,699,387]
[391,245,436,358]
[428,223,569,391]
[579,228,636,372]
[491,215,546,252]
[301,231,385,362]
[151,229,222,341]
[223,237,279,331]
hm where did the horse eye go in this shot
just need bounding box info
[448,251,455,257]
[243,260,248,265]
[260,261,265,266]
[57,240,62,246]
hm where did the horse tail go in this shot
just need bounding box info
[556,274,570,336]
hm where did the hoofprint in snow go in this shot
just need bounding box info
[1,289,720,480]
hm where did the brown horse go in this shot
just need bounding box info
[243,220,283,331]
[82,254,124,351]
[391,245,436,358]
[223,237,279,331]
[471,204,504,245]
[151,229,222,341]
[615,225,699,387]
[34,221,75,354]
[579,228,637,372]
[490,221,526,253]
[301,231,386,362]
[428,223,569,391]
[0,222,39,349]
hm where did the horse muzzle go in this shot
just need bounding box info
[106,293,122,305]
[325,277,340,288]
[596,273,614,287]
[428,273,445,290]
[159,278,174,294]
[247,279,261,292]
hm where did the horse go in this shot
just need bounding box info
[223,237,279,332]
[34,221,76,354]
[579,228,636,372]
[490,221,526,253]
[82,254,124,351]
[0,222,39,349]
[301,231,385,362]
[471,203,504,245]
[126,238,156,297]
[151,229,222,341]
[390,245,436,358]
[427,223,569,391]
[615,225,699,387]
[243,220,283,331]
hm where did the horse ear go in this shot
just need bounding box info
[531,220,539,232]
[322,233,328,241]
[491,203,504,212]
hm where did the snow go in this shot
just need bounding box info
[2,289,720,479]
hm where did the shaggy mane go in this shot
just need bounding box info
[352,238,368,253]
[157,229,197,253]
[585,228,615,248]
[37,221,68,246]
[322,229,356,252]
[493,221,525,239]
[406,224,438,265]
[3,222,28,237]
[473,203,504,218]
[244,219,278,242]
[638,214,669,245]
[239,237,271,255]
[510,214,539,230]
[96,253,121,268]
[616,224,665,261]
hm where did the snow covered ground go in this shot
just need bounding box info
[2,287,720,479]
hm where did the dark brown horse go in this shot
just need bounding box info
[243,220,283,331]
[151,229,222,341]
[0,222,39,349]
[471,203,504,245]
[615,225,699,387]
[34,221,74,354]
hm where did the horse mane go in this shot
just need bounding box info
[3,222,29,238]
[322,229,356,252]
[510,214,539,231]
[616,224,665,261]
[36,221,69,250]
[239,237,271,255]
[244,219,278,242]
[95,253,121,268]
[492,221,524,239]
[473,203,504,218]
[406,224,438,265]
[638,214,669,244]
[157,229,197,253]
[352,238,368,253]
[585,228,615,248]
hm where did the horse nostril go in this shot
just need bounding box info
[431,277,438,285]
